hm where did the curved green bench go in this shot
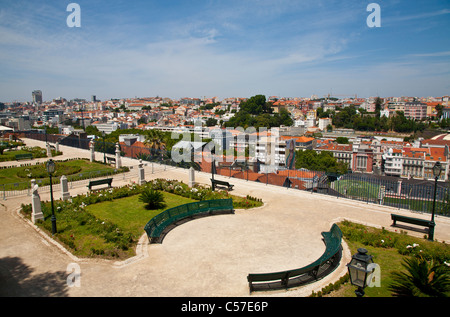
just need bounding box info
[247,223,343,293]
[144,199,234,243]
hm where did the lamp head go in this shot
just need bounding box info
[46,159,55,174]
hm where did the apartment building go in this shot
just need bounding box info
[383,148,403,176]
[404,101,427,120]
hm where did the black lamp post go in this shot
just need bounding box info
[347,248,374,297]
[211,147,216,190]
[46,159,57,234]
[102,131,106,164]
[430,161,442,241]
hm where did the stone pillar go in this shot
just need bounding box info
[90,140,95,162]
[138,160,145,185]
[31,179,44,224]
[55,142,59,153]
[188,167,196,188]
[46,143,52,158]
[60,175,70,201]
[115,142,122,169]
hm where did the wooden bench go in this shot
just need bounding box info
[87,178,113,190]
[211,178,234,191]
[106,156,116,164]
[247,224,343,293]
[391,214,434,233]
[15,153,33,160]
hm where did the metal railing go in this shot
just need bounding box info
[21,133,450,216]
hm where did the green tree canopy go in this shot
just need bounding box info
[294,150,348,174]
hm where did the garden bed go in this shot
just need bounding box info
[20,179,264,260]
[312,220,450,297]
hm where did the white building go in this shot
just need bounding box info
[383,148,403,176]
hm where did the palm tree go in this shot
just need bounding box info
[389,256,450,297]
[144,130,166,157]
[138,187,166,210]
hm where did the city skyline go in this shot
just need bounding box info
[0,0,449,102]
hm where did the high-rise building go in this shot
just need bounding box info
[32,90,42,104]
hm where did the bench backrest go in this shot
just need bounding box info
[212,179,230,185]
[89,178,112,185]
[15,153,33,159]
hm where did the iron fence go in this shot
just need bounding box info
[20,133,450,216]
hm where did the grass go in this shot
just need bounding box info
[320,220,450,297]
[28,189,197,259]
[86,192,195,240]
[333,179,380,201]
[22,178,264,259]
[0,159,118,189]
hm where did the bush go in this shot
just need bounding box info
[339,220,450,264]
[139,187,166,210]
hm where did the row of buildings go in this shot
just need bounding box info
[2,92,450,181]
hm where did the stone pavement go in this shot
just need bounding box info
[1,138,450,297]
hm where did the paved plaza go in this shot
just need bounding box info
[1,139,450,297]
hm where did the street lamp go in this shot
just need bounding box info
[430,161,442,241]
[347,248,374,297]
[46,159,57,234]
[102,131,106,164]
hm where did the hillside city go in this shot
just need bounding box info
[1,91,450,182]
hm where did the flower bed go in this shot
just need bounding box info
[20,179,263,259]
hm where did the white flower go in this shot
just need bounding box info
[381,240,384,243]
[413,243,419,248]
[444,261,450,267]
[406,245,412,249]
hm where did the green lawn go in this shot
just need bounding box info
[333,179,380,201]
[39,191,196,259]
[86,192,196,239]
[326,241,407,297]
[320,221,450,297]
[0,159,118,189]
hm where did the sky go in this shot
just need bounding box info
[0,0,449,102]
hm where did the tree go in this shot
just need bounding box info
[335,137,349,144]
[139,187,166,210]
[239,95,273,115]
[225,95,292,129]
[143,130,167,156]
[374,97,383,115]
[435,104,444,119]
[389,256,450,297]
[294,150,348,174]
[205,118,218,127]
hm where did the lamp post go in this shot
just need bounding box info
[430,161,442,241]
[347,248,374,297]
[102,131,106,164]
[46,159,57,234]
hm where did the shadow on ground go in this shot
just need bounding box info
[0,256,69,297]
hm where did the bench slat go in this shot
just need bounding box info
[391,214,432,227]
[87,178,113,190]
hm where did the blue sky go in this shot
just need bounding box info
[0,0,449,102]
